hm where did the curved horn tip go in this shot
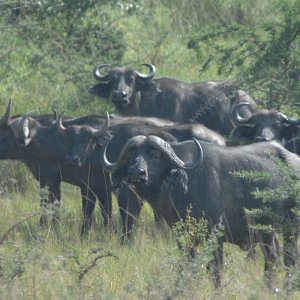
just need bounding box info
[140,63,156,70]
[53,109,58,120]
[281,113,300,125]
[100,141,118,173]
[93,64,112,81]
[136,63,156,79]
[0,98,13,125]
[90,111,111,138]
[58,112,65,124]
[191,138,203,166]
[232,102,252,123]
[231,101,251,112]
[105,111,110,126]
[100,135,147,174]
[56,112,66,132]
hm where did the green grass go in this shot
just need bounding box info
[0,185,299,299]
[0,1,299,298]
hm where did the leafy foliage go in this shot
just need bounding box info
[0,2,300,296]
[0,1,126,114]
[172,204,210,257]
[172,203,223,269]
[188,0,300,108]
[285,259,300,294]
[234,154,300,231]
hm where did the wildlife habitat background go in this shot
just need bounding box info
[0,1,299,299]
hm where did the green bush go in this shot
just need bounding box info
[188,0,300,108]
[172,204,210,258]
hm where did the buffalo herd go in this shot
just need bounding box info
[0,63,299,288]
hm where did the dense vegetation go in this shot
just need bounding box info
[0,0,300,298]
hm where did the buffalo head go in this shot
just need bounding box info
[89,63,156,107]
[101,135,203,195]
[231,102,300,146]
[0,105,110,166]
[53,112,111,166]
[0,99,34,157]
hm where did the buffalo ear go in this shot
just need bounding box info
[161,168,188,195]
[89,83,111,99]
[136,78,161,94]
[10,117,33,147]
[19,118,33,146]
[229,125,255,145]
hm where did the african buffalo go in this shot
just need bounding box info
[0,98,180,234]
[59,115,226,239]
[89,64,257,136]
[230,102,300,153]
[18,109,225,240]
[0,100,114,233]
[100,136,299,287]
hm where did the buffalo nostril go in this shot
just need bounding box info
[129,166,147,183]
[112,91,127,102]
[139,168,146,176]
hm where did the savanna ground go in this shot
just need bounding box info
[0,0,300,299]
[0,168,299,299]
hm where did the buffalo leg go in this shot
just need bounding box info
[48,180,61,225]
[282,218,299,268]
[211,236,224,288]
[39,182,49,226]
[80,186,96,236]
[39,177,61,226]
[117,186,144,243]
[259,232,278,284]
[94,171,113,229]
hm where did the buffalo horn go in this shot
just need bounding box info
[146,136,203,170]
[232,102,252,123]
[136,63,156,80]
[93,64,111,81]
[56,112,66,134]
[101,135,203,174]
[90,112,110,137]
[101,135,146,174]
[0,98,12,126]
[280,112,300,125]
[53,109,58,121]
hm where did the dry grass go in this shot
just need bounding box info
[0,184,299,299]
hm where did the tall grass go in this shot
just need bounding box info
[0,1,299,298]
[0,187,299,299]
